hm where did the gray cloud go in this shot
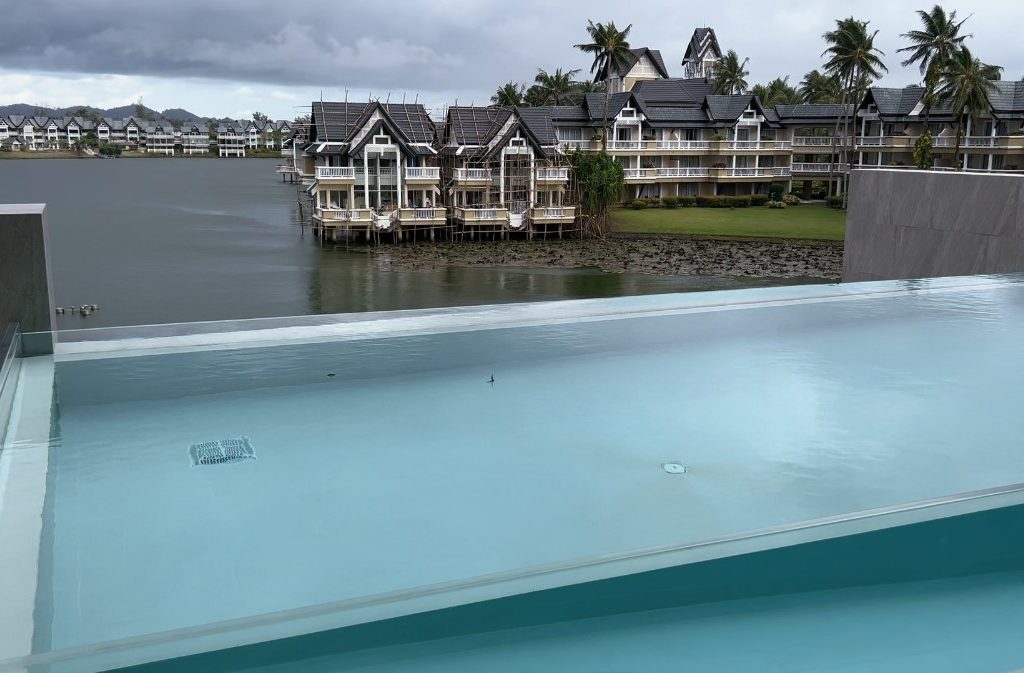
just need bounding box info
[1,0,1022,103]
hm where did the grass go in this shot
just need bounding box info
[610,204,846,241]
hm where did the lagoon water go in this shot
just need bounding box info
[1,158,815,328]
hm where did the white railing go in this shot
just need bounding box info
[405,167,440,180]
[315,166,356,179]
[623,168,653,179]
[719,167,789,178]
[725,140,792,150]
[793,137,838,146]
[858,136,884,146]
[455,168,492,181]
[772,167,791,177]
[399,207,446,221]
[531,206,575,220]
[315,208,372,222]
[558,139,594,150]
[792,163,847,173]
[657,140,711,151]
[655,167,709,178]
[536,168,569,181]
[454,207,506,221]
[607,140,642,151]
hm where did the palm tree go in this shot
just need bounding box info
[567,80,605,106]
[823,18,888,196]
[936,46,999,170]
[574,20,633,144]
[712,50,750,95]
[899,5,971,128]
[799,69,843,103]
[524,84,548,107]
[532,68,582,105]
[753,77,801,106]
[491,82,525,107]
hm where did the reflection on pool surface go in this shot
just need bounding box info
[3,276,1024,672]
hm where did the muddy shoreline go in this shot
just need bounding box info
[365,235,844,280]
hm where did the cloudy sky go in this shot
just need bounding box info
[1,0,1021,120]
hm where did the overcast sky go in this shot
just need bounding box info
[1,0,1021,120]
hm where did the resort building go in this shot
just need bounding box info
[144,120,177,155]
[217,121,248,157]
[306,101,444,241]
[440,105,575,237]
[180,122,210,155]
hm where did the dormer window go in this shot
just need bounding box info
[620,105,637,118]
[372,134,392,145]
[509,137,526,147]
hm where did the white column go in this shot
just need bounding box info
[499,149,505,206]
[878,122,885,167]
[988,119,997,171]
[363,147,370,209]
[732,125,738,170]
[396,151,403,208]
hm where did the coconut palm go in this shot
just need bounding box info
[574,20,633,143]
[712,50,750,95]
[491,82,525,107]
[823,18,888,195]
[899,5,971,127]
[799,69,843,103]
[936,47,999,170]
[532,68,581,106]
[753,77,801,106]
[567,80,605,106]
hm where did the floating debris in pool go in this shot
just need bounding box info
[190,437,257,467]
[662,463,687,475]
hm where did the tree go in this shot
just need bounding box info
[822,18,888,197]
[532,67,581,105]
[252,111,270,123]
[491,82,525,107]
[711,50,750,95]
[523,84,548,107]
[567,80,605,106]
[899,5,971,129]
[752,77,801,106]
[799,69,843,103]
[567,149,624,238]
[936,46,999,170]
[574,20,633,143]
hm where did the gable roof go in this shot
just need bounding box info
[444,106,513,145]
[682,27,722,65]
[774,103,855,124]
[582,92,633,122]
[861,87,926,120]
[311,101,435,146]
[614,47,669,79]
[989,80,1024,118]
[631,78,713,107]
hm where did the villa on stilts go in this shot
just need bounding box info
[306,101,445,243]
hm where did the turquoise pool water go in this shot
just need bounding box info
[3,276,1024,671]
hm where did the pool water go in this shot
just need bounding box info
[3,276,1024,671]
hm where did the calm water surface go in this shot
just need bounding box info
[0,159,820,328]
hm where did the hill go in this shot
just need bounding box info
[0,103,206,121]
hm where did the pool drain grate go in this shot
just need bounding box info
[190,437,257,467]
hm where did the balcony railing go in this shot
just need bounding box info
[405,167,440,180]
[792,163,848,173]
[607,140,712,152]
[314,208,373,223]
[655,167,709,178]
[793,137,838,147]
[454,168,492,181]
[536,168,569,181]
[530,206,576,221]
[453,207,507,221]
[724,140,792,150]
[717,167,791,178]
[557,139,594,151]
[398,207,446,221]
[315,166,356,179]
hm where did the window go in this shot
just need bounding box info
[557,127,582,141]
[372,134,392,145]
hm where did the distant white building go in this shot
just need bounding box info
[217,121,247,157]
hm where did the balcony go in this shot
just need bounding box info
[397,207,447,224]
[607,140,712,153]
[454,168,493,183]
[315,166,356,180]
[793,137,839,147]
[536,167,569,182]
[655,167,709,179]
[405,167,440,181]
[453,207,508,222]
[720,140,792,151]
[313,208,373,224]
[529,206,576,223]
[792,163,848,174]
[712,167,790,179]
[558,139,595,151]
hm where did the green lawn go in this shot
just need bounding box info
[610,204,846,241]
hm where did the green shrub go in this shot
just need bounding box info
[646,197,662,207]
[710,133,726,141]
[767,200,787,209]
[767,185,784,200]
[825,195,846,209]
[782,194,801,206]
[631,199,648,210]
[678,195,697,207]
[751,194,770,206]
[661,196,679,209]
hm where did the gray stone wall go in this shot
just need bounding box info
[843,169,1024,282]
[0,204,55,354]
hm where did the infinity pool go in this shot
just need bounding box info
[3,276,1024,672]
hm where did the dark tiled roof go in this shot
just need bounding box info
[990,80,1024,114]
[517,107,559,145]
[311,102,435,144]
[632,78,714,106]
[445,106,512,145]
[867,87,924,117]
[583,92,632,121]
[682,27,722,64]
[705,94,754,121]
[774,103,855,121]
[641,107,710,125]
